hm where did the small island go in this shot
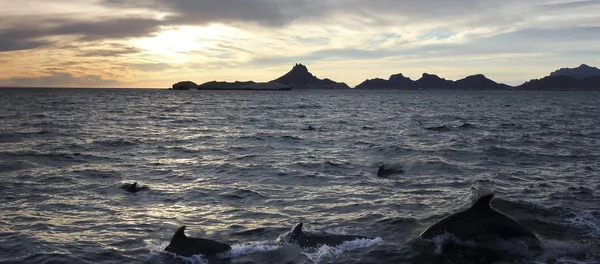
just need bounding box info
[170,63,348,90]
[171,81,198,90]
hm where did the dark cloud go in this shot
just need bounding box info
[0,29,52,52]
[0,38,51,52]
[0,17,162,52]
[2,72,121,87]
[103,0,321,27]
[4,0,597,54]
[101,0,496,27]
[52,18,162,41]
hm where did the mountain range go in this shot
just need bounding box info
[355,73,510,90]
[172,64,600,90]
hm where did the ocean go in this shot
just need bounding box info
[0,88,599,263]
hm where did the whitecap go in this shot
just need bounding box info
[302,237,383,264]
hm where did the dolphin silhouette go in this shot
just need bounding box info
[420,194,540,249]
[289,223,372,248]
[120,182,148,193]
[377,164,404,177]
[425,124,451,132]
[164,226,231,257]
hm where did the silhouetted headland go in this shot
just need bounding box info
[517,64,600,90]
[550,64,600,80]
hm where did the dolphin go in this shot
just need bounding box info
[425,124,451,132]
[164,226,231,257]
[420,194,540,249]
[120,182,148,193]
[289,223,372,248]
[377,164,404,177]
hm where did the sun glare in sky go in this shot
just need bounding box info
[134,25,236,57]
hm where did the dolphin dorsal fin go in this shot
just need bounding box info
[292,223,304,238]
[173,226,187,240]
[470,194,494,211]
[132,182,137,188]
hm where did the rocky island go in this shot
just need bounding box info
[171,81,198,90]
[516,64,600,90]
[355,73,509,90]
[171,63,600,91]
[171,63,346,90]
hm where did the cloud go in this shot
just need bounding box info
[98,0,528,29]
[103,0,322,27]
[131,62,174,72]
[0,17,162,52]
[0,37,51,52]
[76,44,143,57]
[1,0,600,87]
[52,18,162,41]
[0,29,53,52]
[1,72,121,87]
[535,0,600,10]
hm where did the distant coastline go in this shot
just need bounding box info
[172,63,600,91]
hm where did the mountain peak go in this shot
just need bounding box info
[270,63,349,89]
[290,63,309,74]
[550,64,600,80]
[420,73,443,80]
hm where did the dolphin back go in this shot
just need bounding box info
[420,194,539,244]
[165,226,231,257]
[289,222,372,248]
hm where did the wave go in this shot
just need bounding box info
[302,237,383,264]
[0,150,113,164]
[281,135,303,141]
[219,241,283,258]
[565,210,600,238]
[405,158,465,175]
[483,146,600,163]
[0,160,37,173]
[7,253,84,264]
[220,188,268,200]
[146,240,283,264]
[91,138,141,148]
[412,233,539,263]
[0,130,54,143]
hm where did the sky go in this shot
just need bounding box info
[1,0,599,88]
